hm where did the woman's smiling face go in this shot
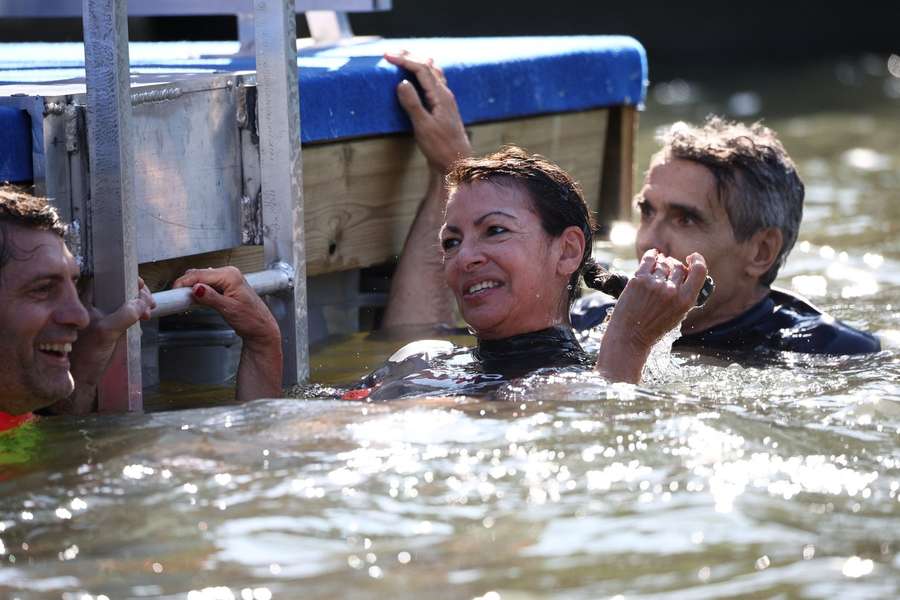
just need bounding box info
[440,181,571,340]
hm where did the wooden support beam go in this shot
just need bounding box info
[597,105,638,234]
[306,108,608,275]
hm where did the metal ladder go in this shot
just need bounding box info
[73,0,385,410]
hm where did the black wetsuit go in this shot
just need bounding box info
[352,326,592,401]
[348,288,878,401]
[571,287,881,356]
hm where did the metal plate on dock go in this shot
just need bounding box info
[2,73,250,263]
[128,76,245,263]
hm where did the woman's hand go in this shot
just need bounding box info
[173,267,279,351]
[384,50,472,174]
[173,267,283,401]
[595,250,708,384]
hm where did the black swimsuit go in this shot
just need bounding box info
[353,325,591,401]
[350,287,881,401]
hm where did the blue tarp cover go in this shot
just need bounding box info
[0,105,31,182]
[0,36,647,182]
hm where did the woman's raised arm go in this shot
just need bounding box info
[381,51,471,329]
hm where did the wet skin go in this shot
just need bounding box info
[0,227,89,414]
[440,181,577,340]
[634,156,769,334]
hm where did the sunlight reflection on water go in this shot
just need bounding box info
[2,57,900,600]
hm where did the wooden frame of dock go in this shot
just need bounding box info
[140,106,636,287]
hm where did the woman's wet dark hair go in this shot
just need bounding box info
[446,146,615,305]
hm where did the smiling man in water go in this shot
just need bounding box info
[0,186,282,426]
[0,186,159,424]
[572,117,880,355]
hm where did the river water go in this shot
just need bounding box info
[2,56,899,599]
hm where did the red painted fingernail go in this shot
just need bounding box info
[194,285,206,298]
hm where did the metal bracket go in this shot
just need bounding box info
[64,104,79,153]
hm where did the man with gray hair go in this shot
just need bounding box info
[573,116,880,355]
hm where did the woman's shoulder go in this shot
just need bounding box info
[344,339,477,401]
[362,338,468,389]
[387,339,458,364]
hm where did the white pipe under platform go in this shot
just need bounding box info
[149,264,294,319]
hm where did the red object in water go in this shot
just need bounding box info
[0,411,34,432]
[341,388,371,401]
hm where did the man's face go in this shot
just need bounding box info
[634,156,759,331]
[0,227,90,415]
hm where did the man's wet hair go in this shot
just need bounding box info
[0,184,67,280]
[657,116,804,286]
[446,145,613,305]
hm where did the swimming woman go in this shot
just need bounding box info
[338,52,707,397]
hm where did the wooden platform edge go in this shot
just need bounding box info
[140,108,616,292]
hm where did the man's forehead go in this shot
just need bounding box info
[644,157,722,214]
[1,227,77,284]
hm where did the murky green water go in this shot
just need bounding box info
[2,57,899,599]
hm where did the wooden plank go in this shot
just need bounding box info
[140,246,265,292]
[304,108,608,275]
[302,135,423,276]
[139,108,609,288]
[597,105,638,231]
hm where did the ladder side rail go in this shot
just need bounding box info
[254,0,309,387]
[81,0,142,412]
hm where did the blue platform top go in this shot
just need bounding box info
[0,36,647,182]
[0,105,32,182]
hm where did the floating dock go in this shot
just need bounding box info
[0,1,647,411]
